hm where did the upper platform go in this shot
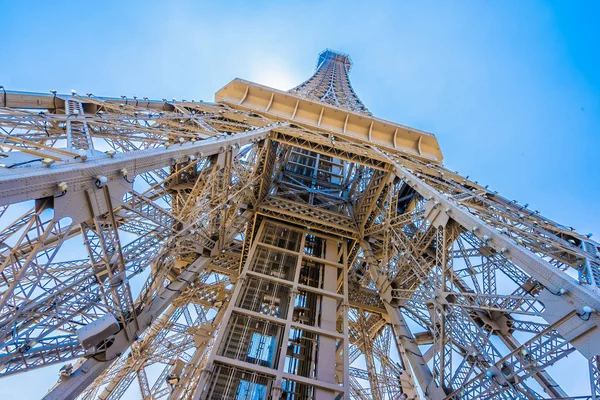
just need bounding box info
[216,49,443,163]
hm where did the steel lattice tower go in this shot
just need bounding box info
[0,49,599,400]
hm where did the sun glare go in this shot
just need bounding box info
[249,59,299,91]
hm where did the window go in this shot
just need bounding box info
[236,379,268,400]
[248,332,275,363]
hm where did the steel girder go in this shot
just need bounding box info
[0,50,598,400]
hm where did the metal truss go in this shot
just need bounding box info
[289,49,371,115]
[0,49,598,400]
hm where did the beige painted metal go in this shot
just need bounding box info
[0,49,598,400]
[215,79,443,163]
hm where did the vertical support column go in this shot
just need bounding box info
[211,146,237,254]
[314,239,340,400]
[272,230,307,400]
[342,243,350,397]
[433,225,453,393]
[362,239,445,399]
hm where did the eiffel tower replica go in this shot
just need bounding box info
[0,49,599,400]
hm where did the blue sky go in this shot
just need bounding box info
[1,0,599,398]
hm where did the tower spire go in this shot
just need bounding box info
[289,49,371,115]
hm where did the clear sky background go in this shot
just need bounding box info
[1,0,599,398]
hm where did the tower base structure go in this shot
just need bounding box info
[0,50,598,400]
